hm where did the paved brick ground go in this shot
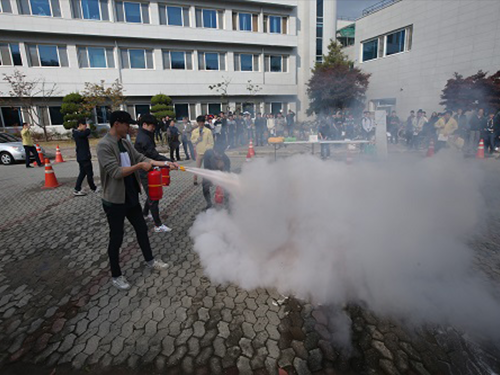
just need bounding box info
[0,144,499,375]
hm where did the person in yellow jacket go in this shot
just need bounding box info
[434,110,458,151]
[21,123,42,168]
[191,115,214,185]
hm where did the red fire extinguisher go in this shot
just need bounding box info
[161,167,170,186]
[214,186,224,205]
[148,168,163,201]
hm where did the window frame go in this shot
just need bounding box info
[270,55,282,72]
[48,106,64,125]
[204,52,219,71]
[166,5,183,26]
[202,8,217,28]
[87,46,108,68]
[170,51,186,70]
[361,38,379,63]
[269,15,282,34]
[37,44,61,67]
[81,0,101,20]
[123,1,141,23]
[29,0,52,16]
[238,12,252,32]
[0,43,23,66]
[174,103,189,119]
[240,53,253,72]
[128,48,147,69]
[384,28,406,57]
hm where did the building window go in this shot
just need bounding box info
[0,0,12,12]
[385,29,406,56]
[77,47,114,68]
[135,104,150,118]
[167,6,182,26]
[239,13,251,31]
[162,50,192,70]
[129,49,146,68]
[269,16,281,33]
[271,102,282,115]
[362,39,378,62]
[0,107,22,128]
[198,52,225,71]
[234,53,259,72]
[49,106,64,125]
[0,43,23,66]
[82,0,99,19]
[71,0,109,20]
[208,103,221,115]
[115,1,148,23]
[270,56,282,72]
[124,2,141,22]
[202,9,217,28]
[30,0,51,15]
[265,55,287,72]
[316,0,323,62]
[174,103,189,119]
[95,106,111,124]
[205,53,219,70]
[120,48,154,69]
[27,44,68,67]
[39,45,59,66]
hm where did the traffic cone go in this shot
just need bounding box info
[476,139,485,159]
[34,144,45,166]
[42,158,61,189]
[246,139,255,161]
[55,145,66,163]
[426,139,435,157]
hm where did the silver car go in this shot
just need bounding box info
[0,133,45,165]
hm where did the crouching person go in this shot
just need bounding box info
[97,111,178,291]
[202,142,231,210]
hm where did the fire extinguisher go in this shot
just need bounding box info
[161,167,170,186]
[214,186,224,205]
[148,168,163,201]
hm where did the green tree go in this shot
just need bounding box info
[307,40,370,115]
[61,92,91,130]
[151,94,175,120]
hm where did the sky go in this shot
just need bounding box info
[337,0,381,19]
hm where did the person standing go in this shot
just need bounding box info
[286,109,295,137]
[254,112,266,146]
[134,114,174,233]
[405,111,416,147]
[468,109,486,155]
[180,117,194,160]
[485,113,496,154]
[434,110,458,151]
[167,119,181,161]
[96,111,178,290]
[275,113,286,137]
[387,111,400,144]
[226,114,236,149]
[202,142,231,210]
[191,115,214,185]
[318,119,331,159]
[73,118,100,196]
[361,111,374,140]
[21,123,42,168]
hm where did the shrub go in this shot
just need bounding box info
[151,94,175,120]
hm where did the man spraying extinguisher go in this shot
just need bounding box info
[202,142,231,210]
[97,111,178,291]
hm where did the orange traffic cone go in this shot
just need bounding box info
[476,139,485,159]
[426,139,435,157]
[246,140,255,161]
[34,144,45,166]
[42,159,61,189]
[55,145,66,163]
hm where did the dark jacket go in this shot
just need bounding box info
[134,127,170,162]
[73,128,92,162]
[167,126,181,147]
[203,149,230,172]
[469,115,487,132]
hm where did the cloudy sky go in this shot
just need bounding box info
[337,0,381,18]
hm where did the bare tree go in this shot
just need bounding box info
[209,77,232,112]
[1,70,59,141]
[246,80,262,113]
[82,79,126,122]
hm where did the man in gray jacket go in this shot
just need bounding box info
[97,111,178,291]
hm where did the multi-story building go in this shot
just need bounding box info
[349,0,500,116]
[0,0,337,130]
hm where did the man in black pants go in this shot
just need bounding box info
[73,118,100,196]
[134,114,175,233]
[202,142,231,210]
[97,111,178,291]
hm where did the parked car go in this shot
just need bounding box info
[0,133,45,165]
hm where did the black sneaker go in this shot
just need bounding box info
[26,165,33,168]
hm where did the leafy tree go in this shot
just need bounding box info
[82,79,126,117]
[151,94,175,120]
[1,70,59,141]
[440,70,500,113]
[61,92,91,130]
[307,40,370,115]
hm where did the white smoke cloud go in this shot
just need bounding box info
[189,152,500,341]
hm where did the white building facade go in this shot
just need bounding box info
[0,0,337,129]
[351,0,500,116]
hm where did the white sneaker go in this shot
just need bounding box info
[93,187,102,193]
[154,224,172,233]
[144,214,153,221]
[73,190,87,196]
[147,259,169,271]
[112,276,131,290]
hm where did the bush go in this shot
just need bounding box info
[151,94,175,120]
[61,92,91,130]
